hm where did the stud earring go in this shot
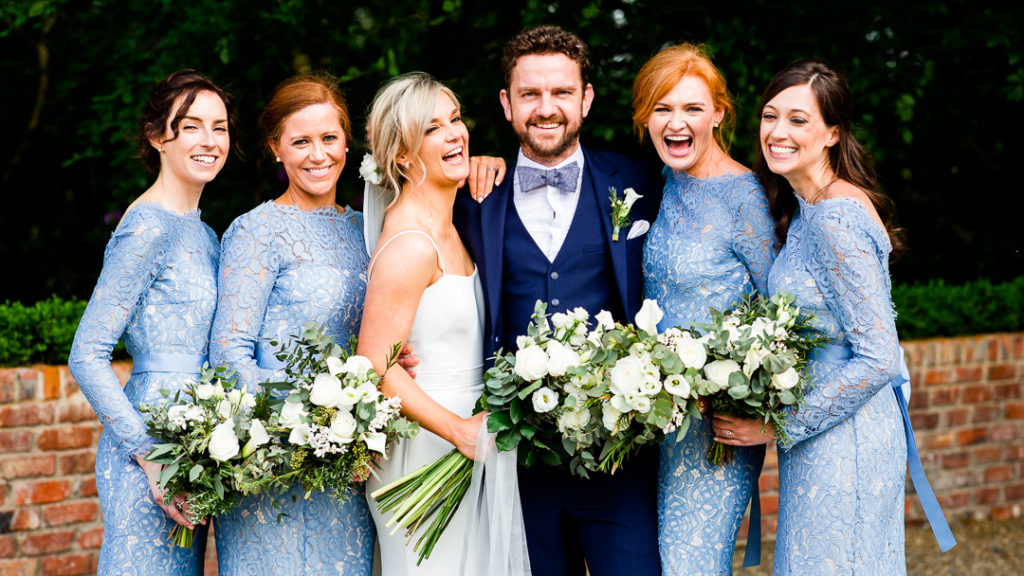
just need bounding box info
[403,161,411,169]
[275,157,281,163]
[159,148,165,153]
[346,147,350,152]
[713,122,720,128]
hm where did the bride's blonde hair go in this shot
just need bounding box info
[365,72,461,200]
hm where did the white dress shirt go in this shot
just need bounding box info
[512,146,585,262]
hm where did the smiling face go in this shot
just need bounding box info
[271,102,347,205]
[411,91,470,187]
[152,90,229,188]
[646,74,724,175]
[500,53,594,166]
[760,84,839,185]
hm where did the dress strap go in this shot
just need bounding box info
[367,229,446,280]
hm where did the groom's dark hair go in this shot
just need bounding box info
[501,25,591,89]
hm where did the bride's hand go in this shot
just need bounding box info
[450,411,489,460]
[135,456,200,529]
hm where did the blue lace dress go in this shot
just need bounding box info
[209,201,374,576]
[68,202,219,575]
[768,194,906,575]
[642,169,777,575]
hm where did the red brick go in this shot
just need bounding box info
[0,430,33,452]
[973,445,1004,463]
[1014,336,1024,359]
[0,536,13,558]
[760,494,779,514]
[985,465,1015,483]
[20,531,74,555]
[977,486,1002,505]
[77,527,103,550]
[78,478,97,498]
[15,480,71,506]
[763,446,777,469]
[973,405,1004,423]
[0,558,40,575]
[937,491,970,508]
[989,364,1017,381]
[43,501,98,526]
[58,451,95,475]
[1005,483,1024,501]
[0,404,54,427]
[57,402,97,424]
[942,452,969,469]
[922,431,955,450]
[31,366,62,401]
[37,427,93,451]
[961,385,993,403]
[910,412,939,430]
[908,389,929,410]
[41,554,94,576]
[990,424,1019,442]
[759,472,779,492]
[0,454,56,478]
[0,373,16,404]
[930,388,959,406]
[994,383,1023,401]
[956,366,984,383]
[0,485,7,505]
[10,509,40,531]
[944,408,970,427]
[924,369,950,386]
[1006,403,1024,420]
[1007,445,1024,460]
[991,506,1014,521]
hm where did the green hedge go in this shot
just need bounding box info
[1,278,1022,367]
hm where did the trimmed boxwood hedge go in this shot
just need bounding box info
[1,277,1022,367]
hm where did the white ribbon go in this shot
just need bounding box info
[460,416,532,576]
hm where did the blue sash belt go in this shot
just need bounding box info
[131,352,206,375]
[255,344,287,371]
[810,343,957,552]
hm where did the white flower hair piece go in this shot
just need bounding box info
[359,153,383,186]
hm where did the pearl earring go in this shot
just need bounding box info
[275,157,281,163]
[346,147,350,152]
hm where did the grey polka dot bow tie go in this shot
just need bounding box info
[517,163,581,193]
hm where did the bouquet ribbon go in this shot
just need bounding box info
[811,344,957,552]
[460,415,532,576]
[131,352,207,374]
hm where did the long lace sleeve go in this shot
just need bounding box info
[782,201,901,447]
[68,209,170,458]
[210,213,278,392]
[728,176,778,295]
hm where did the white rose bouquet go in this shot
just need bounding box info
[140,365,288,547]
[691,292,827,464]
[261,322,419,503]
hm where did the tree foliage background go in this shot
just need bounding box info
[2,0,1022,302]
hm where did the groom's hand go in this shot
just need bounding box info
[463,156,506,202]
[396,343,419,379]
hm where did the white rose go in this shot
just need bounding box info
[328,412,358,444]
[208,420,240,462]
[361,432,387,455]
[242,418,270,457]
[514,346,549,381]
[343,356,374,379]
[279,397,307,428]
[195,383,217,401]
[359,153,383,185]
[634,299,664,334]
[676,335,707,370]
[632,395,652,414]
[288,423,311,446]
[704,359,741,388]
[771,367,800,390]
[551,313,572,330]
[557,407,592,433]
[664,375,691,398]
[309,373,344,408]
[326,356,345,376]
[217,399,233,419]
[531,387,559,413]
[602,405,623,432]
[546,340,581,377]
[608,355,643,396]
[595,310,615,330]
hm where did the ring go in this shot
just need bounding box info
[175,502,183,510]
[725,430,734,438]
[487,167,497,172]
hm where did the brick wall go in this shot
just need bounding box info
[2,334,1022,574]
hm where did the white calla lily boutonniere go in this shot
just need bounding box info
[609,186,642,241]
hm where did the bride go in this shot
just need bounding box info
[357,72,489,575]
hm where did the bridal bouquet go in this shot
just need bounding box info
[693,292,827,464]
[140,365,288,547]
[262,322,419,502]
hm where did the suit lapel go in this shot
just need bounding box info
[480,158,516,335]
[582,147,631,319]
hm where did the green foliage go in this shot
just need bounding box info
[0,296,89,367]
[892,276,1024,340]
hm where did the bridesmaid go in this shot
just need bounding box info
[632,44,777,575]
[209,74,374,575]
[715,59,908,575]
[68,70,234,575]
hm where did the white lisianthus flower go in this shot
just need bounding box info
[242,419,270,458]
[743,343,769,377]
[337,387,362,408]
[310,373,344,408]
[634,299,664,334]
[609,355,644,396]
[328,412,358,444]
[227,389,242,406]
[569,307,589,323]
[168,405,188,430]
[209,420,240,462]
[676,334,707,370]
[587,329,604,347]
[531,387,559,413]
[239,393,257,415]
[602,405,623,432]
[216,399,232,420]
[288,423,311,446]
[750,318,773,341]
[776,309,792,327]
[514,346,549,381]
[557,407,592,433]
[184,405,204,423]
[195,383,217,401]
[610,394,632,412]
[595,310,615,330]
[632,395,652,413]
[704,359,741,389]
[326,356,345,376]
[355,381,380,401]
[664,374,691,398]
[359,153,383,185]
[361,432,387,455]
[639,378,662,396]
[516,335,531,350]
[771,367,800,390]
[546,340,581,377]
[343,356,374,379]
[551,313,572,330]
[279,397,307,428]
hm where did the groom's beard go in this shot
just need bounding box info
[513,110,583,165]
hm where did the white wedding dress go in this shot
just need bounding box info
[365,230,485,576]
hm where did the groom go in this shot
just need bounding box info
[455,25,661,576]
